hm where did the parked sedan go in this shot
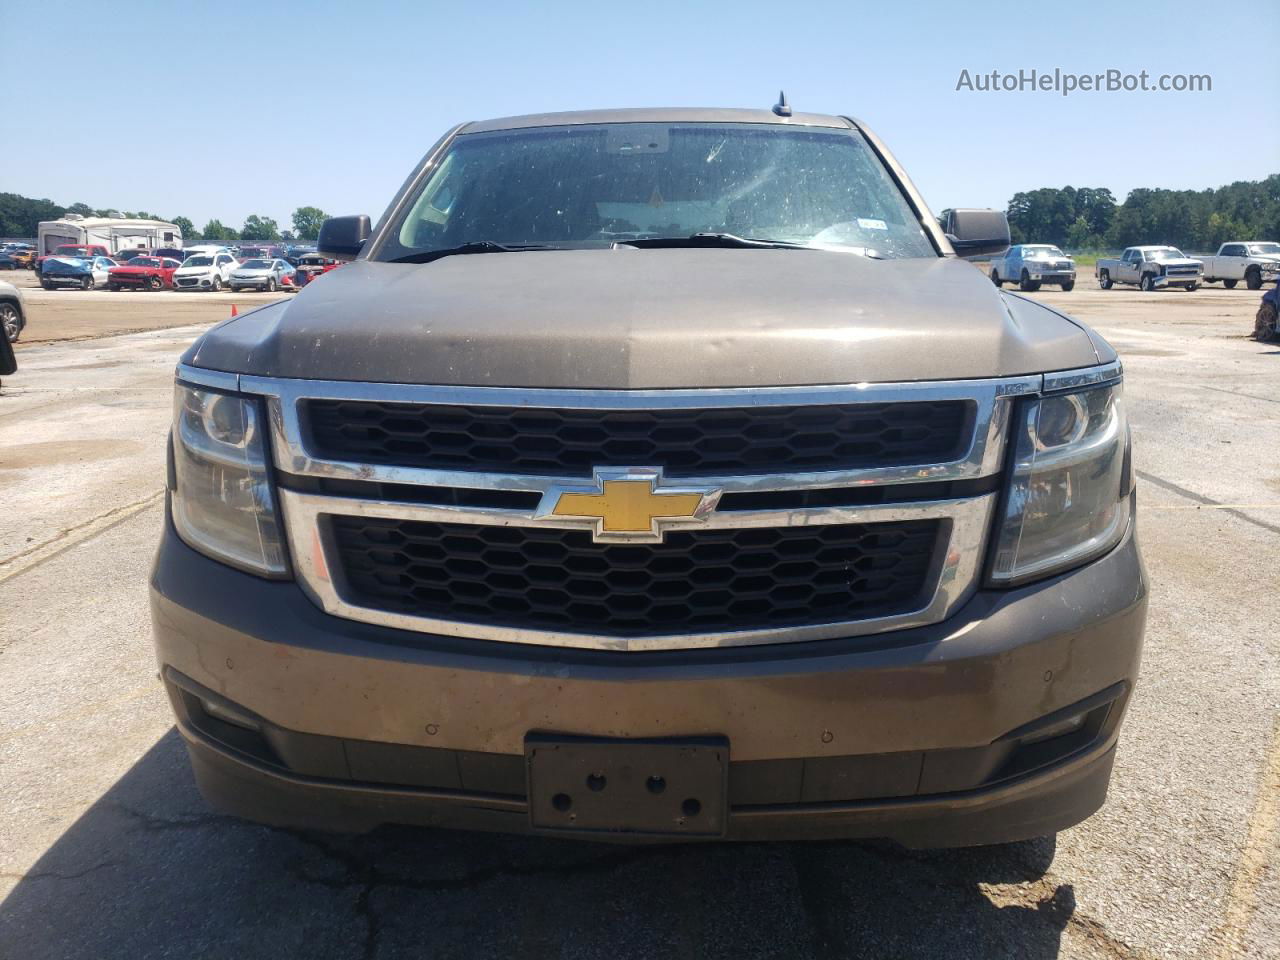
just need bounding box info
[0,252,17,270]
[40,255,115,290]
[229,258,296,293]
[9,249,36,269]
[108,256,183,291]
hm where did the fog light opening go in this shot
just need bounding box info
[200,696,260,732]
[1018,711,1087,747]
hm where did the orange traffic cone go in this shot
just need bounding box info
[230,304,238,318]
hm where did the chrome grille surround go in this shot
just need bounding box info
[176,362,1122,651]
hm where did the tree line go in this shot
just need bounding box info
[0,194,329,245]
[1006,175,1280,252]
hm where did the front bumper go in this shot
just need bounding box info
[151,505,1147,845]
[175,275,215,288]
[1026,267,1075,282]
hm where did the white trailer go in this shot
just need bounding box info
[37,215,183,256]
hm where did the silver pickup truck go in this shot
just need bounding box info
[989,244,1076,291]
[1198,242,1280,290]
[151,105,1146,848]
[1096,246,1203,291]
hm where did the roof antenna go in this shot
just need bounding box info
[772,90,792,117]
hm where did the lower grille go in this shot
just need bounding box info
[330,517,941,637]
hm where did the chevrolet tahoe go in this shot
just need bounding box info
[151,106,1147,846]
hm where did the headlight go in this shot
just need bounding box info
[170,383,287,576]
[990,382,1130,584]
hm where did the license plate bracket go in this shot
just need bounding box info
[526,734,729,838]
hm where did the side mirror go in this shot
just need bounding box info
[942,208,1011,259]
[318,215,371,261]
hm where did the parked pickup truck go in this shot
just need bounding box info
[989,244,1076,291]
[1198,242,1280,290]
[152,105,1146,848]
[1096,246,1203,291]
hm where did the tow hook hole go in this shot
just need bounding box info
[552,793,572,812]
[681,798,701,817]
[586,774,607,792]
[646,776,666,795]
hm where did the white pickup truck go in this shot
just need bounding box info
[1198,242,1280,290]
[1096,246,1203,292]
[988,244,1076,291]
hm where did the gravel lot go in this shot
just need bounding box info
[0,278,1277,959]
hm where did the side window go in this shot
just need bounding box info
[1223,245,1243,257]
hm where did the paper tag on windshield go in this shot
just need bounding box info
[857,218,888,230]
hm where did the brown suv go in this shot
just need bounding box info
[151,106,1146,845]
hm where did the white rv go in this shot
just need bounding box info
[37,215,183,257]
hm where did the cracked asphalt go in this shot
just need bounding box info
[1,283,1278,959]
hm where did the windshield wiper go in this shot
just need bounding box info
[615,232,811,251]
[389,241,561,264]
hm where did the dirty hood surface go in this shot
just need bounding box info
[187,249,1105,388]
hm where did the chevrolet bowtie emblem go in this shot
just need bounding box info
[537,468,722,544]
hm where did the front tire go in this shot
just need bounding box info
[1255,302,1279,342]
[1019,270,1042,292]
[107,282,118,291]
[991,270,1002,287]
[40,279,53,290]
[147,276,163,291]
[1224,279,1238,289]
[266,278,277,292]
[1246,268,1262,290]
[230,286,241,293]
[211,276,222,292]
[1061,280,1075,292]
[1185,283,1198,292]
[1140,274,1156,292]
[81,277,94,291]
[0,302,22,343]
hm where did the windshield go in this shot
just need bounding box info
[183,256,214,267]
[1248,243,1280,255]
[127,257,161,267]
[381,123,935,261]
[1147,248,1186,260]
[241,259,270,269]
[1024,245,1065,258]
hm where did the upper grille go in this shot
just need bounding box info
[304,399,971,477]
[330,516,941,637]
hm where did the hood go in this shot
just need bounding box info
[1154,257,1202,267]
[110,264,160,274]
[186,249,1107,388]
[175,265,215,275]
[232,267,271,276]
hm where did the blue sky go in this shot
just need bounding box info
[2,0,1274,231]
